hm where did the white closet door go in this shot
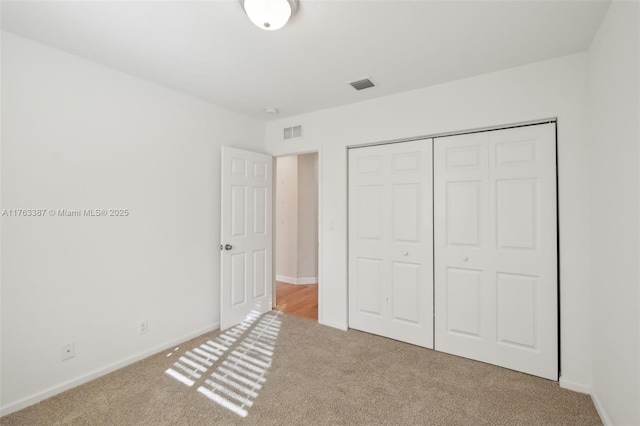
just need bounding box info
[348,139,433,349]
[434,123,558,380]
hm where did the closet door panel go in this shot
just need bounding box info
[435,133,493,361]
[349,140,433,349]
[435,123,558,380]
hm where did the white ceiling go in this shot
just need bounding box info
[1,1,610,121]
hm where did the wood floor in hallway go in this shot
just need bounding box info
[274,281,318,322]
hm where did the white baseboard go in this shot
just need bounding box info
[559,379,612,426]
[559,376,591,394]
[590,390,613,426]
[0,323,219,417]
[276,274,318,285]
[319,319,348,331]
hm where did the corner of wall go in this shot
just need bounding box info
[590,388,614,426]
[586,1,640,425]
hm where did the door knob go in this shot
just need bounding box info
[224,244,233,250]
[462,256,469,261]
[403,251,409,256]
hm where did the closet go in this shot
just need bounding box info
[348,123,558,380]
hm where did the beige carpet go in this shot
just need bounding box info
[2,311,601,425]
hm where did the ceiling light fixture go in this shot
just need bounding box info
[241,0,298,31]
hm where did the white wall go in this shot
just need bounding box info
[296,153,318,280]
[587,2,640,425]
[0,32,264,414]
[266,54,593,389]
[275,156,299,279]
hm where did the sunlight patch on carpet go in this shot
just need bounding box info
[164,311,282,418]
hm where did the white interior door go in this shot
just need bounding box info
[434,123,558,380]
[220,146,273,330]
[348,139,433,348]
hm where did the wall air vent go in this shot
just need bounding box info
[283,125,303,140]
[350,78,375,91]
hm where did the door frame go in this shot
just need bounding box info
[272,149,323,323]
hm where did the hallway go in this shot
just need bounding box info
[274,282,318,322]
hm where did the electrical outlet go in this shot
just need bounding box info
[61,342,75,361]
[139,319,148,334]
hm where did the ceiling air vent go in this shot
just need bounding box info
[283,125,303,140]
[350,78,375,91]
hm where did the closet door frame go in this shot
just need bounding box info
[346,119,559,381]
